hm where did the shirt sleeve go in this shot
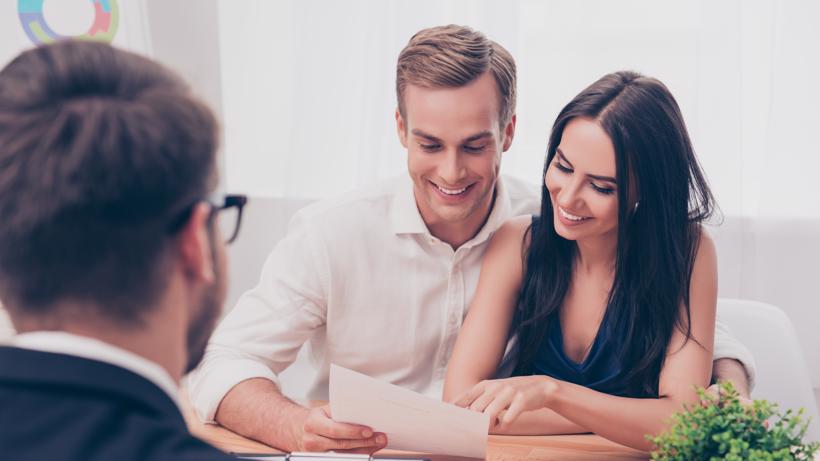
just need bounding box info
[712,318,757,391]
[187,210,329,422]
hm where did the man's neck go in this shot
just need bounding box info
[11,303,186,384]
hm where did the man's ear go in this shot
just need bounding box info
[395,108,408,148]
[502,114,517,152]
[177,203,215,284]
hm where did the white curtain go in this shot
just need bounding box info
[217,0,820,219]
[217,0,820,386]
[217,0,520,198]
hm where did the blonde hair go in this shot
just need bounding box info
[396,24,517,129]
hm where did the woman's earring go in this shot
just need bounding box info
[633,201,640,214]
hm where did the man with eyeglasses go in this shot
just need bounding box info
[0,41,245,461]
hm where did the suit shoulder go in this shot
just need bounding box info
[0,394,232,461]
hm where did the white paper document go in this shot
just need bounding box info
[329,364,489,459]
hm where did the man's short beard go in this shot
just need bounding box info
[184,224,223,374]
[184,281,221,374]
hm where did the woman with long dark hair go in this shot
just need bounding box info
[443,71,718,450]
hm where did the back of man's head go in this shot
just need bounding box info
[0,41,218,325]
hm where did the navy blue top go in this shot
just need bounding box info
[530,311,631,397]
[516,215,633,397]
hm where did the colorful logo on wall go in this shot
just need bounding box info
[18,0,119,45]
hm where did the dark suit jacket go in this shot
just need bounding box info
[0,346,234,461]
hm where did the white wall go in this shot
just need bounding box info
[709,218,820,386]
[1,0,818,391]
[212,0,820,387]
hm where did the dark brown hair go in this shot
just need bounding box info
[396,24,516,129]
[0,40,218,323]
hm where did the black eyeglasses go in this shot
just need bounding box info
[206,193,248,244]
[168,193,248,244]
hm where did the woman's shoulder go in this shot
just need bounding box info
[493,214,536,244]
[485,215,538,262]
[695,225,717,262]
[479,215,534,287]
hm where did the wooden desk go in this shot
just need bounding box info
[181,397,647,460]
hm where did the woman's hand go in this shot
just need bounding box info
[452,376,559,430]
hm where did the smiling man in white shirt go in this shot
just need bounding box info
[189,24,756,453]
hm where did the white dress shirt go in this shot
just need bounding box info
[12,331,181,411]
[0,304,14,342]
[188,174,756,422]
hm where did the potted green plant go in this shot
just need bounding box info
[649,381,819,460]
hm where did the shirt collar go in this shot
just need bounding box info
[12,331,182,411]
[389,174,513,247]
[389,174,429,235]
